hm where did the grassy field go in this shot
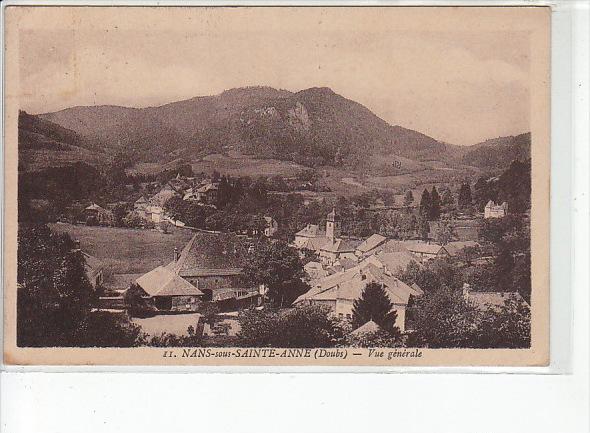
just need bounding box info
[127,151,480,199]
[49,223,195,275]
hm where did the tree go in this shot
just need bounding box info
[417,216,430,241]
[112,203,130,227]
[429,186,441,220]
[199,303,220,326]
[441,188,455,207]
[494,246,515,291]
[241,240,309,307]
[403,190,414,206]
[409,286,481,348]
[124,284,154,318]
[473,176,498,212]
[497,160,531,213]
[346,329,403,348]
[351,282,399,333]
[419,189,431,218]
[237,305,345,347]
[458,245,481,266]
[434,219,456,246]
[17,224,144,347]
[457,182,472,208]
[477,296,531,348]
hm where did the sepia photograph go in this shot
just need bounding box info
[3,6,550,366]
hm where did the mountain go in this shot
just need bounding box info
[38,86,461,172]
[460,132,531,171]
[18,111,108,171]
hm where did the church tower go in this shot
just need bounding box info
[326,208,340,241]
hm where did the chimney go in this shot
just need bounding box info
[173,247,179,262]
[462,283,471,300]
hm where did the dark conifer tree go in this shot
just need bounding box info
[351,282,399,332]
[403,190,414,206]
[419,189,431,219]
[430,186,441,220]
[458,183,473,208]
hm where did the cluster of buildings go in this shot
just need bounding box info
[130,175,278,236]
[291,209,484,332]
[132,176,220,226]
[133,232,263,313]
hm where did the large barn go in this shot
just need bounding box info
[134,232,262,313]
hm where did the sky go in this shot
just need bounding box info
[15,7,540,145]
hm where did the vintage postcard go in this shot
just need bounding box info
[3,6,550,366]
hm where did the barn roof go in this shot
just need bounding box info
[85,203,107,212]
[168,232,249,275]
[136,266,203,297]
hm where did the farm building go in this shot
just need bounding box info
[404,243,450,263]
[84,203,114,225]
[134,232,262,313]
[135,266,203,312]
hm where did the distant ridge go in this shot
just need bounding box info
[38,86,461,170]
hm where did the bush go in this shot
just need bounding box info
[124,284,155,318]
[237,305,345,348]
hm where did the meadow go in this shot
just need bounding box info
[49,223,195,276]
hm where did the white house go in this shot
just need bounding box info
[484,200,508,218]
[294,262,422,332]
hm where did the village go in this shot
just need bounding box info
[32,158,531,348]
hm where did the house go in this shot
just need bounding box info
[134,232,262,313]
[462,283,529,311]
[84,203,114,225]
[195,182,219,205]
[484,200,508,218]
[404,243,450,263]
[319,238,357,267]
[366,250,417,275]
[182,188,198,201]
[294,262,422,332]
[293,224,328,249]
[355,233,388,258]
[263,216,278,237]
[304,261,328,281]
[135,266,203,312]
[147,205,164,223]
[328,257,359,274]
[134,196,148,210]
